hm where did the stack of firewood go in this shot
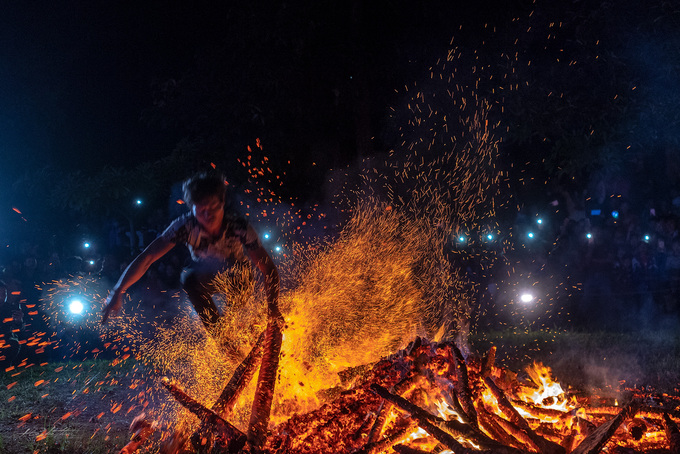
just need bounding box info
[123,337,680,454]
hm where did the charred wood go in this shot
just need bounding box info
[367,399,389,443]
[585,405,680,420]
[491,412,542,452]
[431,443,449,454]
[481,346,497,379]
[484,377,565,454]
[352,423,419,454]
[353,410,377,441]
[664,412,680,454]
[215,331,265,417]
[187,332,266,451]
[509,400,570,420]
[450,342,478,428]
[532,423,569,446]
[392,444,434,454]
[247,317,283,449]
[394,373,426,396]
[160,377,247,453]
[406,337,424,357]
[477,407,530,452]
[448,386,474,426]
[570,402,638,454]
[440,414,528,454]
[367,373,425,443]
[370,383,478,454]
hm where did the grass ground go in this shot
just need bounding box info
[0,329,678,453]
[0,358,143,454]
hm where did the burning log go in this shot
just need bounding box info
[353,410,378,441]
[510,400,570,421]
[368,372,426,443]
[585,405,680,421]
[487,410,543,452]
[442,412,529,454]
[365,339,433,444]
[189,331,266,450]
[570,402,637,454]
[664,412,680,454]
[215,331,266,417]
[247,317,283,449]
[352,423,419,454]
[370,383,483,454]
[481,346,496,379]
[367,400,389,443]
[160,377,248,453]
[392,444,436,454]
[510,403,597,443]
[449,342,479,428]
[136,336,678,454]
[484,376,565,454]
[447,386,475,427]
[477,406,531,452]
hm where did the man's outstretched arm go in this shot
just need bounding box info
[101,236,176,324]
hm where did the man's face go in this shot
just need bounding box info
[192,196,224,233]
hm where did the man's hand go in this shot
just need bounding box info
[102,290,124,324]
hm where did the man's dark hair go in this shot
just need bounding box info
[182,172,227,207]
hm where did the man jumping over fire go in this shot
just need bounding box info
[101,171,283,449]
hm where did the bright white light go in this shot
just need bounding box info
[458,236,466,243]
[528,232,535,239]
[536,218,543,225]
[586,233,592,239]
[486,234,494,241]
[88,260,95,266]
[643,235,650,242]
[263,233,270,240]
[135,199,143,205]
[83,242,91,248]
[275,246,282,252]
[69,299,84,314]
[520,293,534,304]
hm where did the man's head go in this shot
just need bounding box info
[182,172,227,207]
[182,172,228,233]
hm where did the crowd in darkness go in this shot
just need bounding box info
[3,182,680,367]
[511,181,680,331]
[0,214,189,368]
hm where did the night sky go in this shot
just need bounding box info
[2,1,679,207]
[0,1,520,178]
[0,1,216,176]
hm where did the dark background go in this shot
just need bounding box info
[1,0,680,257]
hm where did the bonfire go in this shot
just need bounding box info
[120,336,680,454]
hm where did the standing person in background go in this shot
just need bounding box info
[0,279,24,368]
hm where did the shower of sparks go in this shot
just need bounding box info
[4,8,596,448]
[53,67,508,440]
